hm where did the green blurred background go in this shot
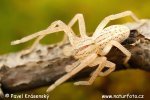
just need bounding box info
[0,0,150,100]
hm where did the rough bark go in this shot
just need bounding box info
[0,20,150,94]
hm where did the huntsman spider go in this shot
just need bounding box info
[11,11,141,93]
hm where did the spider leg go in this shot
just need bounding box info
[93,11,140,38]
[19,35,45,55]
[101,40,131,66]
[68,13,88,38]
[99,60,116,76]
[11,20,79,46]
[17,21,64,55]
[74,57,107,85]
[65,60,80,72]
[46,53,97,93]
[89,60,116,76]
[59,13,88,45]
[20,20,74,55]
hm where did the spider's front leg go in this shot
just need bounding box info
[59,13,88,45]
[18,35,45,55]
[68,13,88,38]
[65,60,80,72]
[17,22,62,55]
[46,53,97,93]
[74,57,107,85]
[74,57,116,85]
[11,20,79,55]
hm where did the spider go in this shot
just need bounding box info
[11,11,141,93]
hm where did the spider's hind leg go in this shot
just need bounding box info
[93,11,140,38]
[101,40,131,67]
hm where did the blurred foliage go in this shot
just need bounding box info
[0,0,150,100]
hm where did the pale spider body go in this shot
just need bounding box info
[11,11,142,93]
[74,25,130,59]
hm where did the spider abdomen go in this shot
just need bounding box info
[95,25,130,48]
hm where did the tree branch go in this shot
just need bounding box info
[0,20,150,94]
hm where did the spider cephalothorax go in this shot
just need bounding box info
[73,38,99,59]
